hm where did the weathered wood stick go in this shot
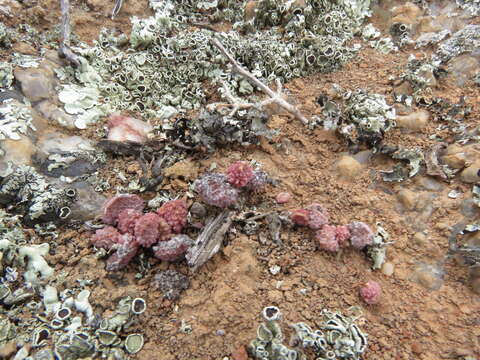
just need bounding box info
[211,37,309,125]
[186,210,232,272]
[59,0,80,67]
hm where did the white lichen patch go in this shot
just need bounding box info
[0,62,14,88]
[345,90,396,134]
[58,84,107,129]
[0,99,35,140]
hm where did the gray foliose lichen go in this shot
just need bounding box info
[249,306,368,360]
[0,99,35,141]
[435,24,480,63]
[455,0,480,16]
[340,89,395,148]
[61,0,372,120]
[0,213,145,359]
[0,210,53,288]
[401,56,439,94]
[0,165,75,223]
[166,108,274,151]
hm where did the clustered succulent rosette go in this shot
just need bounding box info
[194,161,269,208]
[91,195,192,271]
[290,203,374,252]
[359,280,382,305]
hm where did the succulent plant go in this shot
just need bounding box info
[359,280,382,304]
[156,199,188,233]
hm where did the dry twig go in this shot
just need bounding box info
[59,0,80,67]
[111,0,124,19]
[210,37,309,125]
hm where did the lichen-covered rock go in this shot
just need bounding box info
[91,226,121,250]
[106,114,153,144]
[435,25,480,63]
[102,194,145,225]
[348,221,374,249]
[152,234,193,261]
[226,161,254,188]
[359,280,381,304]
[156,199,188,233]
[0,165,74,223]
[315,225,339,252]
[342,90,395,148]
[0,99,36,141]
[134,212,171,248]
[194,173,240,208]
[152,269,190,300]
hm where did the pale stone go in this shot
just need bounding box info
[337,155,362,178]
[413,232,427,246]
[442,153,466,169]
[460,163,480,183]
[396,110,429,131]
[14,67,55,103]
[107,114,153,144]
[397,189,417,210]
[381,262,395,276]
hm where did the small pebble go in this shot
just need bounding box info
[441,152,466,169]
[395,110,429,131]
[275,192,292,204]
[411,342,423,354]
[435,222,449,231]
[336,155,362,179]
[410,263,444,291]
[269,265,281,275]
[189,202,206,218]
[231,346,248,360]
[397,189,417,210]
[216,329,226,336]
[460,163,480,183]
[412,232,427,246]
[381,262,395,276]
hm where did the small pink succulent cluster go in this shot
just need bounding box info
[359,280,382,304]
[290,204,374,252]
[91,195,192,271]
[194,161,268,208]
